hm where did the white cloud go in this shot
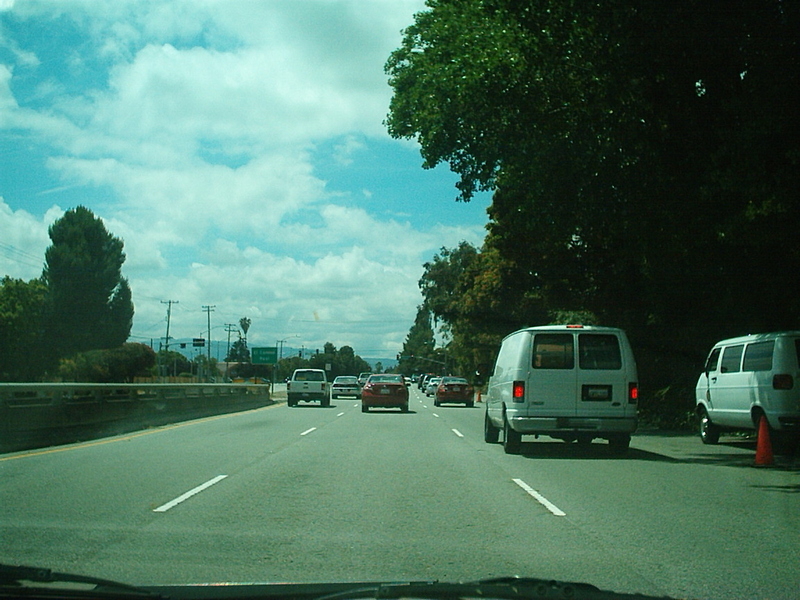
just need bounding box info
[0,0,490,361]
[0,200,59,280]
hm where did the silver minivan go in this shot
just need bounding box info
[695,331,800,444]
[484,325,639,453]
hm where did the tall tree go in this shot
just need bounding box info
[226,337,251,363]
[387,0,800,388]
[397,305,437,375]
[42,206,134,362]
[239,317,251,341]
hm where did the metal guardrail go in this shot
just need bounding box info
[0,382,269,406]
[0,383,272,453]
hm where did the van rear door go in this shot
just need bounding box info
[529,332,579,417]
[575,333,632,420]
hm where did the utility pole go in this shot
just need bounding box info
[161,300,178,352]
[224,323,237,380]
[202,304,216,365]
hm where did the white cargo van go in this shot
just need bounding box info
[484,325,639,453]
[695,331,800,444]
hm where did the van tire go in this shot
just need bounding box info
[503,416,521,454]
[699,408,720,444]
[484,411,500,443]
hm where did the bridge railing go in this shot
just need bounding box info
[0,383,273,453]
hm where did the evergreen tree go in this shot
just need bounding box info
[42,206,134,363]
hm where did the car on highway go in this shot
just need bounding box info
[484,325,638,453]
[424,376,441,396]
[3,2,795,599]
[331,375,361,399]
[287,368,330,407]
[696,331,800,445]
[361,374,409,412]
[418,373,435,390]
[434,376,474,407]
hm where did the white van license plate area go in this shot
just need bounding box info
[582,385,612,401]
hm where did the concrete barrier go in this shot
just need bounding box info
[0,383,273,453]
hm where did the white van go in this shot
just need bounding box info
[484,325,639,453]
[695,331,800,444]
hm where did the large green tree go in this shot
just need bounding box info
[396,305,437,375]
[388,0,800,404]
[0,277,47,381]
[42,206,134,363]
[307,342,372,379]
[387,0,799,321]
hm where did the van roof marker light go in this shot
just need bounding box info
[566,324,584,328]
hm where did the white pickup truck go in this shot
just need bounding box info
[287,368,330,407]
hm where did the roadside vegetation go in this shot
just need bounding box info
[388,0,799,428]
[0,206,142,383]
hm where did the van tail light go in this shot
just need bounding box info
[628,383,639,404]
[512,380,525,402]
[773,374,794,390]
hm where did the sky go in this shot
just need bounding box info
[0,0,491,364]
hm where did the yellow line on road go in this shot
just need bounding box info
[0,403,281,462]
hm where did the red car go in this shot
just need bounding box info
[434,377,475,407]
[361,374,409,412]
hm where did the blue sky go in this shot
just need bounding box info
[0,0,491,362]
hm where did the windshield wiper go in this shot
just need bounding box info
[313,577,674,600]
[1,569,675,600]
[0,564,164,599]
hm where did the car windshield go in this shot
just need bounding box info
[1,3,797,600]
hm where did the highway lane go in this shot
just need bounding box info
[1,385,798,600]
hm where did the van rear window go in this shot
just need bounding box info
[294,371,324,381]
[742,341,774,372]
[533,334,574,369]
[579,334,622,370]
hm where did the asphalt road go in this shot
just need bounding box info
[1,385,798,600]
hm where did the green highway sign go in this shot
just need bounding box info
[251,346,278,364]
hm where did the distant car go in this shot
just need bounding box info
[361,374,409,412]
[419,373,435,390]
[357,372,372,387]
[331,375,361,399]
[424,377,441,397]
[434,377,474,407]
[287,368,329,407]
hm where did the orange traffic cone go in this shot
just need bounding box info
[476,390,482,403]
[754,415,774,467]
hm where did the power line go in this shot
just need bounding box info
[0,241,44,270]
